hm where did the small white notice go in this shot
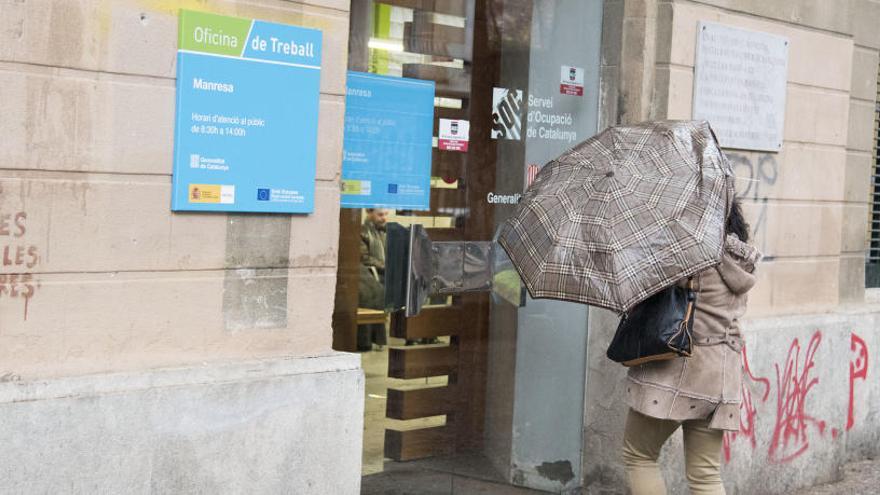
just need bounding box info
[438,119,470,152]
[693,21,789,152]
[560,65,584,96]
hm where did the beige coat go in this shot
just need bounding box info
[625,235,761,431]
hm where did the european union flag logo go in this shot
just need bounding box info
[257,188,271,201]
[388,184,398,194]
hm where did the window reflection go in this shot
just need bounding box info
[334,1,603,491]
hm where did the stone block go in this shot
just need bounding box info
[847,99,877,152]
[727,144,845,202]
[0,63,343,179]
[663,65,693,119]
[839,253,867,303]
[740,201,842,259]
[0,178,340,273]
[784,85,850,147]
[669,2,854,91]
[225,215,293,269]
[600,0,624,68]
[777,144,845,201]
[289,186,341,267]
[850,46,880,101]
[620,16,658,122]
[316,95,345,182]
[598,65,620,128]
[0,0,349,95]
[680,0,853,36]
[747,258,839,317]
[622,16,651,70]
[623,0,658,19]
[850,0,880,49]
[0,63,174,176]
[0,268,336,379]
[0,354,364,494]
[840,204,869,253]
[785,30,852,94]
[654,1,674,64]
[651,64,671,120]
[844,151,874,204]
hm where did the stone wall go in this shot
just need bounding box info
[0,1,362,492]
[660,0,856,316]
[586,1,880,493]
[0,0,350,378]
[0,354,364,494]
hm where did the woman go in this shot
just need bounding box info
[622,198,760,495]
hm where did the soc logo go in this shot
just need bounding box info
[257,188,271,201]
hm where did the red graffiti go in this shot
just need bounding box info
[723,331,869,463]
[768,331,824,463]
[0,210,40,320]
[723,345,771,462]
[740,347,771,448]
[847,333,869,431]
[722,431,732,463]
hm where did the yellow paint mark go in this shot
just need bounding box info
[96,0,113,36]
[137,0,223,16]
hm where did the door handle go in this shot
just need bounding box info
[384,223,525,317]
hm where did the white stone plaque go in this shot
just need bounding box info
[692,21,789,152]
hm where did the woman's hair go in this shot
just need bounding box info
[726,197,750,242]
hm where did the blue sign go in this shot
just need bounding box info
[171,10,322,213]
[341,72,435,210]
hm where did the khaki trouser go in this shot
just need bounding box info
[622,409,725,495]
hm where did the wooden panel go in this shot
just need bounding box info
[388,344,458,379]
[384,426,455,461]
[426,227,463,242]
[435,107,469,121]
[403,64,470,98]
[391,305,463,339]
[431,187,467,209]
[386,386,456,419]
[378,0,467,16]
[405,20,469,60]
[357,308,386,325]
[331,210,363,352]
[431,149,466,179]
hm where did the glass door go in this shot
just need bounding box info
[332,1,604,492]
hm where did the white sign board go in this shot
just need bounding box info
[693,22,789,152]
[559,65,584,96]
[438,118,470,152]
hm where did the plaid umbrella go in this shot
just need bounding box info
[497,120,734,313]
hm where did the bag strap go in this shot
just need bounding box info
[666,277,697,357]
[679,278,696,323]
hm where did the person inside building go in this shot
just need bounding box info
[358,208,389,351]
[622,198,760,495]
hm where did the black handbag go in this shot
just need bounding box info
[606,279,696,366]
